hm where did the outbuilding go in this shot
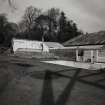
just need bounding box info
[64,31,105,63]
[12,38,64,53]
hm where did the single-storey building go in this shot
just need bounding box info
[12,38,64,53]
[64,31,105,63]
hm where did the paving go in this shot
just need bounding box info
[0,55,105,105]
[42,60,105,70]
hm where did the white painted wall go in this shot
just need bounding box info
[12,39,49,52]
[97,49,105,62]
[78,50,97,63]
[77,49,105,63]
[83,50,91,62]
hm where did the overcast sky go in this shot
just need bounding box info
[0,0,105,33]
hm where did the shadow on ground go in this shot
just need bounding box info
[38,68,105,105]
[40,69,81,105]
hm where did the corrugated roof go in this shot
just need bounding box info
[64,31,105,46]
[44,42,64,49]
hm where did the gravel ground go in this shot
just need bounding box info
[0,55,105,105]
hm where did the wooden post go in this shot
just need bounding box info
[42,36,44,42]
[76,49,79,61]
[96,50,99,62]
[11,39,14,54]
[91,50,94,63]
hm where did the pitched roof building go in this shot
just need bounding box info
[63,31,105,63]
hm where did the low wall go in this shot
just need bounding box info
[50,49,76,60]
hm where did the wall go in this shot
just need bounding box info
[12,39,49,53]
[77,49,105,63]
[97,49,105,62]
[77,50,97,63]
[83,50,97,62]
[50,49,76,60]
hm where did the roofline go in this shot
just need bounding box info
[63,31,105,46]
[58,45,105,50]
[12,38,42,42]
[63,34,83,45]
[64,44,105,47]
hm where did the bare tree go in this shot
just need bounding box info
[46,8,60,41]
[47,8,60,31]
[47,8,60,21]
[20,6,41,32]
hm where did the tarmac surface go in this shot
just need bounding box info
[0,55,105,105]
